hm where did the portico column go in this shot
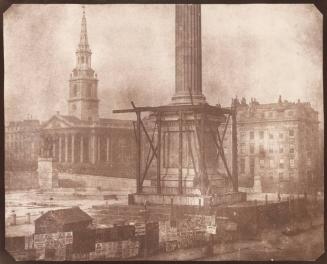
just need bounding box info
[80,136,84,163]
[52,136,56,160]
[65,134,68,163]
[71,134,75,163]
[89,135,96,164]
[59,136,62,163]
[97,136,101,162]
[106,137,110,162]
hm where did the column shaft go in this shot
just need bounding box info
[80,136,84,163]
[106,137,110,162]
[71,134,75,163]
[59,136,62,162]
[65,135,68,162]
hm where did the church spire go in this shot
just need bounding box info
[69,5,99,122]
[78,6,90,51]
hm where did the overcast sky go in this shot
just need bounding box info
[4,4,323,123]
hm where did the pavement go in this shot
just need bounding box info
[200,223,324,261]
[139,217,324,261]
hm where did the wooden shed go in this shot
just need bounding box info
[34,207,93,234]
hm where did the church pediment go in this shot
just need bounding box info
[42,116,74,130]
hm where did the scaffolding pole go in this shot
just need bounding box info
[231,101,238,192]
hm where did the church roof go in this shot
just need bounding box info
[42,114,134,130]
[60,115,85,125]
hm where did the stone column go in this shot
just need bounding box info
[58,136,62,163]
[106,137,110,162]
[172,4,206,105]
[89,135,96,164]
[52,136,56,160]
[65,134,68,163]
[97,136,101,162]
[80,135,84,163]
[71,134,75,163]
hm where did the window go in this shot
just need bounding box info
[279,159,284,169]
[307,158,311,166]
[250,143,255,154]
[240,158,245,173]
[279,172,284,181]
[279,133,284,139]
[289,172,294,181]
[289,129,294,137]
[288,111,294,117]
[72,104,76,111]
[269,133,274,139]
[73,85,78,97]
[86,84,92,97]
[289,159,295,168]
[240,143,246,154]
[269,159,274,168]
[279,144,284,153]
[250,157,255,176]
[259,131,264,140]
[81,56,85,63]
[250,131,254,140]
[269,112,273,118]
[289,143,294,153]
[259,159,265,168]
[240,132,246,141]
[259,144,264,153]
[269,172,274,180]
[269,144,274,153]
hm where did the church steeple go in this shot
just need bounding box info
[75,6,92,70]
[78,6,89,51]
[68,6,99,122]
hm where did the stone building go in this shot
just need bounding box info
[5,119,41,171]
[222,96,320,194]
[39,8,136,178]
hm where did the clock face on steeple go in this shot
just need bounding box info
[67,7,99,122]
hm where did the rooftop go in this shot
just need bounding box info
[35,206,93,225]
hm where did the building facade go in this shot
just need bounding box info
[5,119,41,171]
[222,96,320,194]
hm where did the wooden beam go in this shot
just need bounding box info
[231,104,238,192]
[178,111,183,194]
[136,111,142,193]
[113,104,232,116]
[157,113,161,194]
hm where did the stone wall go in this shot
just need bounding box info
[58,173,150,192]
[5,171,39,190]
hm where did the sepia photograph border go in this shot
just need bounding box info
[0,0,326,263]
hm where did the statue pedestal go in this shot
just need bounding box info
[37,158,58,189]
[143,109,229,196]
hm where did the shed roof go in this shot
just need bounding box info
[35,207,93,225]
